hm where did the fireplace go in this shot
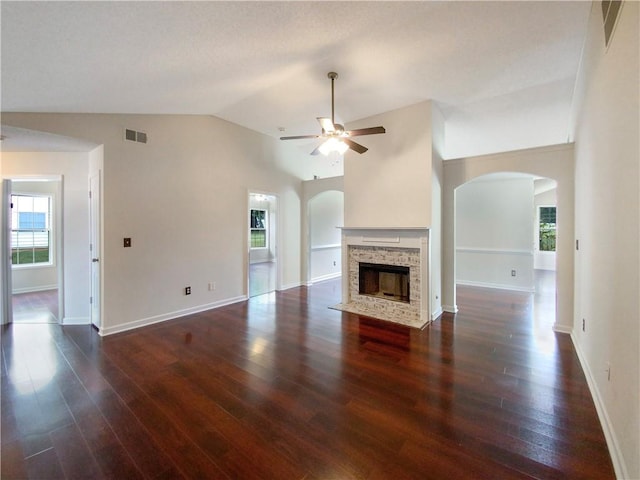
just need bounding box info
[332,227,431,329]
[359,263,410,303]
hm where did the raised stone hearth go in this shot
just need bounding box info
[333,228,430,329]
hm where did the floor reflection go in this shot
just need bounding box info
[12,289,58,324]
[7,324,58,394]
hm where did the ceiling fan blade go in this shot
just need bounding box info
[345,126,386,137]
[280,134,320,140]
[317,117,335,133]
[310,142,325,156]
[343,138,368,154]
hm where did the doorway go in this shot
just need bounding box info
[7,178,63,324]
[454,173,558,328]
[248,192,278,297]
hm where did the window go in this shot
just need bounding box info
[538,206,556,252]
[250,209,267,248]
[11,194,53,266]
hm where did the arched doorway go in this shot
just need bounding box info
[442,144,574,332]
[454,172,558,332]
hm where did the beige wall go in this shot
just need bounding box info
[2,113,306,335]
[3,152,91,324]
[570,1,639,477]
[344,101,433,228]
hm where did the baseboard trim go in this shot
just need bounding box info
[456,280,534,293]
[12,285,57,295]
[62,316,90,325]
[309,272,341,285]
[570,332,628,479]
[431,306,443,321]
[552,324,573,334]
[442,304,458,314]
[279,282,302,291]
[100,295,247,337]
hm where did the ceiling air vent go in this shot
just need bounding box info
[124,128,148,144]
[602,0,623,47]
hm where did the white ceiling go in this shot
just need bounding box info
[1,1,591,158]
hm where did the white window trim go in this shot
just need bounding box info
[250,208,268,250]
[11,193,55,269]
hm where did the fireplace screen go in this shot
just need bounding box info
[359,262,410,303]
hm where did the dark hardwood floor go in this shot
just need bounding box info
[1,278,615,479]
[12,289,58,324]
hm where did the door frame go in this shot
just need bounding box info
[1,175,64,324]
[89,171,101,329]
[247,190,280,297]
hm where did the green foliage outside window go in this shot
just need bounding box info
[250,209,267,248]
[539,207,556,252]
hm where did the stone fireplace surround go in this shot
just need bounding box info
[333,227,430,329]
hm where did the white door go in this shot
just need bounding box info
[89,173,101,329]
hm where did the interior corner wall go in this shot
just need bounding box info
[2,152,90,324]
[430,103,445,318]
[2,113,305,335]
[308,190,343,283]
[456,177,534,292]
[301,175,344,285]
[344,101,433,228]
[571,1,639,477]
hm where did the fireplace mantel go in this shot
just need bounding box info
[334,227,431,328]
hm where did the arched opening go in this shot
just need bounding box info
[454,172,558,339]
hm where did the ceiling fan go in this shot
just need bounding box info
[280,72,386,155]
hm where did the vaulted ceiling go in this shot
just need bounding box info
[1,1,591,158]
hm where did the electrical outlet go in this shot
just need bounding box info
[208,282,216,291]
[123,237,132,248]
[511,269,516,277]
[185,286,191,295]
[606,362,611,381]
[582,318,586,332]
[333,261,337,266]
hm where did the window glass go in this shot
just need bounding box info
[539,206,556,252]
[11,194,52,265]
[250,209,267,248]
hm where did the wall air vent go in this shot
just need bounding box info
[124,128,148,144]
[602,0,623,47]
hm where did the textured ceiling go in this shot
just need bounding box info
[1,1,591,158]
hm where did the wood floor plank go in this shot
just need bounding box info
[1,278,616,479]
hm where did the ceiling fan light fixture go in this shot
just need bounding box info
[319,137,349,156]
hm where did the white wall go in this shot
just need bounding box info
[309,190,343,282]
[344,101,433,228]
[2,152,90,324]
[301,175,344,285]
[456,176,535,292]
[570,2,639,477]
[430,103,445,319]
[10,180,59,293]
[2,113,305,335]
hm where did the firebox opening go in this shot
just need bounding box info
[359,262,410,303]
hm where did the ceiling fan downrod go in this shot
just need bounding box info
[328,72,338,127]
